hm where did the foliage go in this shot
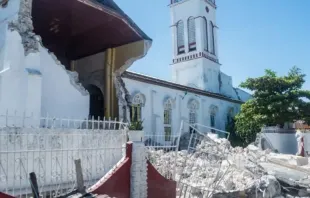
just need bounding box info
[128,120,144,130]
[235,66,310,143]
[225,118,246,147]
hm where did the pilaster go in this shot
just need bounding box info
[129,131,148,198]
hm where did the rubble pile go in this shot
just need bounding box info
[147,133,310,198]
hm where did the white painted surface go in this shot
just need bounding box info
[0,127,126,196]
[123,77,241,145]
[39,47,89,119]
[169,0,251,101]
[262,133,310,156]
[130,142,148,198]
[170,0,217,57]
[74,51,105,91]
[0,1,89,121]
[128,130,145,142]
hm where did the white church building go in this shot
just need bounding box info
[0,0,251,141]
[122,0,251,140]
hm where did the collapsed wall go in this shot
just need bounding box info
[148,133,310,197]
[0,0,89,120]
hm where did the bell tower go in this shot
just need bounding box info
[170,0,221,93]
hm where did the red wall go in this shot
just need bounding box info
[0,192,15,198]
[88,143,132,198]
[87,142,177,198]
[147,161,177,198]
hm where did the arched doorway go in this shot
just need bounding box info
[86,85,104,119]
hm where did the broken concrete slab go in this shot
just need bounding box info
[148,132,310,197]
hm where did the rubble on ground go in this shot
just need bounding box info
[147,132,310,197]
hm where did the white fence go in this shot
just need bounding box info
[0,117,128,197]
[0,111,127,129]
[144,120,230,181]
[145,134,181,180]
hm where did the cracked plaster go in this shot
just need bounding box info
[7,0,39,56]
[4,0,88,96]
[114,40,152,121]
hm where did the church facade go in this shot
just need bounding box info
[121,0,251,140]
[0,0,250,138]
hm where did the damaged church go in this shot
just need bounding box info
[1,0,251,141]
[0,0,151,125]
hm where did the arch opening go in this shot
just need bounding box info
[86,84,104,119]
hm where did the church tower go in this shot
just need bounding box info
[170,0,221,93]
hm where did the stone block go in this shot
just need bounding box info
[296,156,308,166]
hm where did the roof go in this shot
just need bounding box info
[122,71,244,104]
[94,0,152,41]
[31,0,152,63]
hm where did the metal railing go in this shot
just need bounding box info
[174,121,265,198]
[0,122,127,197]
[145,133,181,180]
[0,110,128,130]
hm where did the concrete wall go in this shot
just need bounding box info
[169,0,251,101]
[0,127,125,195]
[123,77,241,144]
[235,88,252,102]
[74,51,105,92]
[89,143,132,198]
[40,47,89,119]
[262,132,310,155]
[147,161,177,198]
[170,0,217,57]
[0,0,89,120]
[89,142,177,198]
[220,72,233,98]
[170,0,219,91]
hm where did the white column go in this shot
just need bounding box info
[171,25,177,58]
[129,132,147,198]
[214,25,219,58]
[183,20,189,53]
[195,17,204,52]
[150,90,156,138]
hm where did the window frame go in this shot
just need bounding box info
[176,20,185,54]
[210,21,216,55]
[204,17,209,52]
[130,93,145,122]
[164,100,173,141]
[130,104,142,122]
[188,17,196,52]
[210,113,216,133]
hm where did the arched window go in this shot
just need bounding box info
[176,21,185,54]
[188,99,199,133]
[188,17,196,52]
[227,107,234,124]
[210,21,216,55]
[203,17,209,52]
[209,105,218,133]
[163,98,174,141]
[130,93,146,122]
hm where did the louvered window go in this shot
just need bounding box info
[204,18,209,51]
[210,21,215,55]
[176,21,185,54]
[188,17,196,52]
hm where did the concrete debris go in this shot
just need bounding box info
[148,133,310,197]
[8,0,39,55]
[114,74,131,122]
[68,193,116,198]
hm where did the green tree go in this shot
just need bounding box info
[226,118,246,147]
[235,66,310,144]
